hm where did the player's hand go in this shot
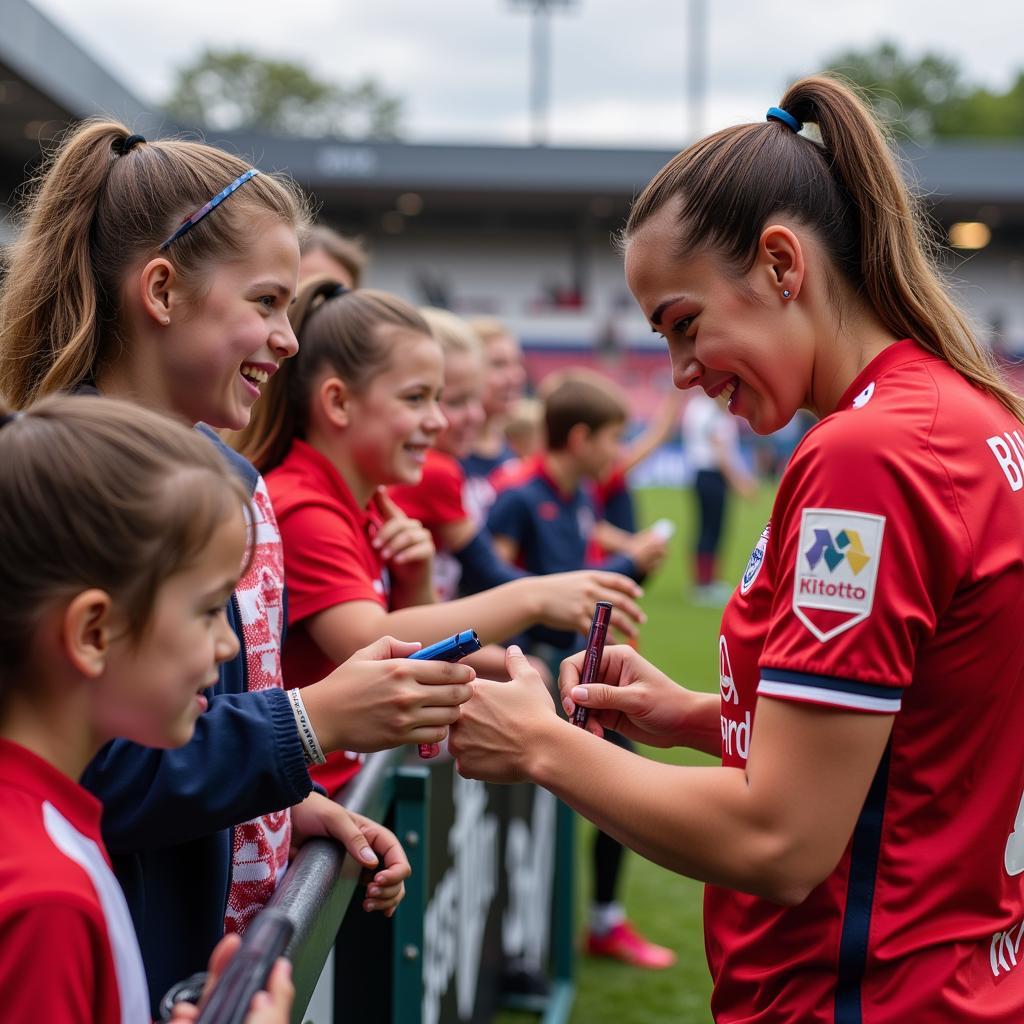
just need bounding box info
[167,933,294,1024]
[624,528,669,575]
[372,489,435,567]
[532,571,645,640]
[558,644,691,747]
[302,636,475,754]
[450,645,558,784]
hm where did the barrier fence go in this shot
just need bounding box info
[252,748,577,1024]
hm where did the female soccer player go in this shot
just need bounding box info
[449,75,1024,1022]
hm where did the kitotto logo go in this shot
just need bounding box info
[793,509,885,643]
[805,528,870,575]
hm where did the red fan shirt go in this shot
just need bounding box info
[268,440,388,795]
[390,448,468,600]
[0,739,149,1024]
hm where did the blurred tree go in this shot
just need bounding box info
[166,48,402,138]
[823,41,1024,140]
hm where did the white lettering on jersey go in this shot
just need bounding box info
[987,431,1024,492]
[792,509,885,643]
[990,918,1024,978]
[1005,788,1024,876]
[720,710,751,759]
[719,635,738,705]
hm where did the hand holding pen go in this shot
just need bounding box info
[570,601,613,730]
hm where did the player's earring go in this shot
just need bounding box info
[782,289,792,299]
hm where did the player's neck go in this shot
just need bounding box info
[542,451,583,496]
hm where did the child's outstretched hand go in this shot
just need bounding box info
[290,793,410,917]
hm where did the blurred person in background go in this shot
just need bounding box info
[299,224,367,290]
[682,391,757,605]
[462,317,528,518]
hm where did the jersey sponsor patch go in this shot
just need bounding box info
[740,522,769,594]
[792,508,885,642]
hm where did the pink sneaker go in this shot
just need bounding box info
[585,920,677,969]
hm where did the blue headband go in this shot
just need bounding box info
[159,168,261,250]
[766,106,801,133]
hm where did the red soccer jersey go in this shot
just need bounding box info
[268,439,388,795]
[709,340,1024,1022]
[390,449,468,600]
[389,448,467,547]
[0,738,149,1024]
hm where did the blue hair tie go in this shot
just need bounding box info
[159,168,261,250]
[766,106,802,133]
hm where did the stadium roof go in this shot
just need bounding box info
[1,0,1022,234]
[0,0,162,185]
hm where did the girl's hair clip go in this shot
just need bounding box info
[0,411,22,428]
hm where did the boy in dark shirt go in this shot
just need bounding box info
[488,373,673,969]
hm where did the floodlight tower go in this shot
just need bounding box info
[509,0,577,146]
[687,0,707,140]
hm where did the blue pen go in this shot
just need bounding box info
[408,629,482,758]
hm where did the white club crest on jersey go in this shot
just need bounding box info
[792,508,885,643]
[852,381,875,409]
[719,635,738,705]
[741,523,770,594]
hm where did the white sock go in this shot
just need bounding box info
[589,901,626,936]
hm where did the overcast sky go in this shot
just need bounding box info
[33,0,1024,148]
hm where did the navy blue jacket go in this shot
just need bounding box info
[80,427,313,1013]
[487,467,637,648]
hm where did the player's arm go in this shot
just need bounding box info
[452,651,893,904]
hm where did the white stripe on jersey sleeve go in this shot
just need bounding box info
[758,678,901,714]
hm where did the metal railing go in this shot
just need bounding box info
[243,748,575,1024]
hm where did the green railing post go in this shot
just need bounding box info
[542,798,576,1024]
[391,765,430,1024]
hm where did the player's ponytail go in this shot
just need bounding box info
[625,74,1023,422]
[779,76,1024,422]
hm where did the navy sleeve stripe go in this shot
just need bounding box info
[760,668,903,701]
